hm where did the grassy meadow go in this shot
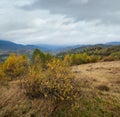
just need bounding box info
[0,49,120,117]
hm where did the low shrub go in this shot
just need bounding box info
[97,85,110,91]
[3,53,28,79]
[0,63,8,85]
[102,56,115,62]
[22,59,81,103]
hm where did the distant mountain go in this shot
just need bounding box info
[0,40,57,52]
[57,44,106,55]
[57,42,120,55]
[0,40,26,51]
[35,44,83,54]
[0,40,83,54]
[105,42,120,45]
[0,40,120,54]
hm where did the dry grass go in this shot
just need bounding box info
[0,81,54,117]
[72,61,120,93]
[0,61,120,117]
[72,61,120,108]
[71,61,120,117]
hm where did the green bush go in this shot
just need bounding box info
[102,56,115,62]
[63,53,99,65]
[110,52,120,60]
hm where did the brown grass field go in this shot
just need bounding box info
[72,61,120,94]
[0,61,120,117]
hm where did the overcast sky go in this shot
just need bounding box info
[0,0,120,45]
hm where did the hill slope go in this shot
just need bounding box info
[0,40,80,54]
[0,61,120,117]
[0,40,26,51]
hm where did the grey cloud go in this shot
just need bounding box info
[0,0,120,45]
[22,0,120,24]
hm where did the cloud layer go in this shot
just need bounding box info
[23,0,120,24]
[0,0,120,45]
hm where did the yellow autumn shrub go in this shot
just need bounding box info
[3,53,28,78]
[22,58,80,103]
[0,63,8,85]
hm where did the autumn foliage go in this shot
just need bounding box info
[22,58,80,103]
[0,49,80,103]
[63,53,99,65]
[0,48,120,116]
[3,53,28,78]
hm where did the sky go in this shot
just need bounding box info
[0,0,120,45]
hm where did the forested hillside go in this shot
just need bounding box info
[57,45,120,65]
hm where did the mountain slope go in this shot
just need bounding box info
[0,40,120,54]
[0,40,26,51]
[106,42,120,45]
[0,40,83,54]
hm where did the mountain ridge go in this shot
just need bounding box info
[0,40,120,53]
